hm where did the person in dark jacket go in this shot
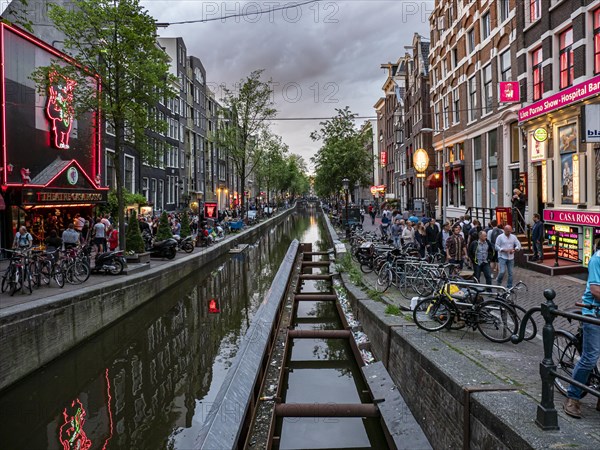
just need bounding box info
[531,213,544,262]
[426,218,440,255]
[468,230,495,285]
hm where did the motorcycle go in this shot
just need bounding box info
[91,249,126,275]
[174,235,195,253]
[142,231,177,260]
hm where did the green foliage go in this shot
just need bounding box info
[30,0,175,250]
[100,189,147,218]
[2,0,34,33]
[155,211,173,241]
[366,289,384,303]
[179,210,191,238]
[125,209,145,253]
[385,304,401,316]
[311,107,374,197]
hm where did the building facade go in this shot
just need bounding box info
[429,0,521,224]
[516,0,600,265]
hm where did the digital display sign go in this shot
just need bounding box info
[546,224,580,262]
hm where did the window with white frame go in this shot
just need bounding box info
[151,178,157,206]
[158,179,164,210]
[594,8,600,74]
[467,28,475,53]
[105,120,115,136]
[105,149,116,189]
[124,155,135,193]
[499,50,511,81]
[483,64,493,114]
[142,177,149,201]
[532,47,544,101]
[452,88,460,124]
[434,102,440,130]
[443,96,449,129]
[499,0,510,22]
[559,28,574,89]
[481,12,491,40]
[468,75,477,122]
[529,0,541,23]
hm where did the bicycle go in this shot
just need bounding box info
[552,305,600,398]
[413,278,520,343]
[1,249,33,296]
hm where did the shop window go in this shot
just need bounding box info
[529,0,541,22]
[559,28,574,89]
[532,47,543,101]
[594,8,600,74]
[511,122,520,163]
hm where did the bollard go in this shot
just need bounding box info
[536,288,560,430]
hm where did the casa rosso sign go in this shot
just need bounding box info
[543,209,600,227]
[519,74,600,122]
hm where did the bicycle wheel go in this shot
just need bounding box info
[552,331,582,397]
[476,300,519,343]
[10,266,22,296]
[512,303,537,341]
[413,296,453,331]
[360,261,374,274]
[72,260,91,283]
[54,265,65,288]
[40,261,52,285]
[21,265,32,294]
[376,266,392,293]
[29,261,41,289]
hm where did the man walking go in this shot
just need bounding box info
[563,239,600,418]
[446,224,467,269]
[468,231,494,285]
[495,225,521,289]
[426,218,440,255]
[531,213,544,262]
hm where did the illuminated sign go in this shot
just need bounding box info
[519,74,600,122]
[544,209,600,226]
[413,148,429,176]
[21,189,108,205]
[369,185,386,196]
[67,167,78,185]
[380,151,387,167]
[204,202,218,219]
[533,127,548,142]
[499,81,520,103]
[46,71,77,149]
[546,224,580,262]
[530,133,546,162]
[541,160,547,203]
[583,227,594,267]
[572,154,580,204]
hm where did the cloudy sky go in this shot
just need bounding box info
[142,0,433,169]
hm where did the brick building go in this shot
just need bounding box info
[429,0,520,224]
[516,0,600,266]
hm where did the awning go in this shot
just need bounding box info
[425,172,443,189]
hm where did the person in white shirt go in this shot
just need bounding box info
[401,221,415,245]
[495,225,522,289]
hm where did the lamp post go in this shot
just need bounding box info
[421,128,446,224]
[342,177,350,233]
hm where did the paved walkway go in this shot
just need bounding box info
[342,218,599,444]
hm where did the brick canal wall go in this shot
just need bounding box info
[323,213,590,449]
[0,209,295,391]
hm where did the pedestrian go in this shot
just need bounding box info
[107,225,119,251]
[61,223,80,249]
[563,239,600,418]
[81,219,90,243]
[74,213,85,232]
[44,229,62,252]
[402,221,415,246]
[467,219,482,247]
[13,226,33,249]
[426,218,440,255]
[414,223,427,257]
[360,206,366,224]
[390,219,402,248]
[92,217,106,253]
[468,230,494,285]
[488,220,502,273]
[380,210,391,238]
[511,189,527,232]
[531,213,544,262]
[446,224,467,269]
[495,225,522,289]
[438,222,451,261]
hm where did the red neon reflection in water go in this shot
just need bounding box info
[58,399,92,450]
[57,368,114,450]
[209,298,220,313]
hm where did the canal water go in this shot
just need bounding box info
[0,208,329,450]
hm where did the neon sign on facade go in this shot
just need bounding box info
[46,71,77,149]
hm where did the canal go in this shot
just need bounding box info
[0,208,329,450]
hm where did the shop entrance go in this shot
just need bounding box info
[536,165,544,217]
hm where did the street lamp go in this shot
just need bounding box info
[342,178,350,233]
[421,128,446,224]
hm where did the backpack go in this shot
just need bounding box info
[462,221,472,237]
[489,227,502,246]
[17,232,31,247]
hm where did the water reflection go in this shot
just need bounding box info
[0,210,325,450]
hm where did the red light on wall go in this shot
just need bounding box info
[380,151,387,167]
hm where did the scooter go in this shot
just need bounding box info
[173,235,195,253]
[142,231,177,260]
[91,250,126,275]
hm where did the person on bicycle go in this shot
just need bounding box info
[13,226,33,249]
[564,239,600,418]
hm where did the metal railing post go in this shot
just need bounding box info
[527,224,532,252]
[536,288,560,430]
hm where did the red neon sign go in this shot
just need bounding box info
[46,71,77,149]
[380,151,387,167]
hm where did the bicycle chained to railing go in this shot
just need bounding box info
[1,248,34,296]
[411,270,535,343]
[512,289,600,429]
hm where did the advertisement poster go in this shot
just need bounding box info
[583,226,594,267]
[546,224,580,262]
[558,123,577,153]
[561,153,574,204]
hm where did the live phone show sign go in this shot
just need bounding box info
[519,75,600,122]
[544,209,600,227]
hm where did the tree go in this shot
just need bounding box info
[214,70,276,217]
[254,131,287,206]
[125,209,145,253]
[155,211,172,241]
[311,107,373,198]
[31,0,174,250]
[179,210,191,238]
